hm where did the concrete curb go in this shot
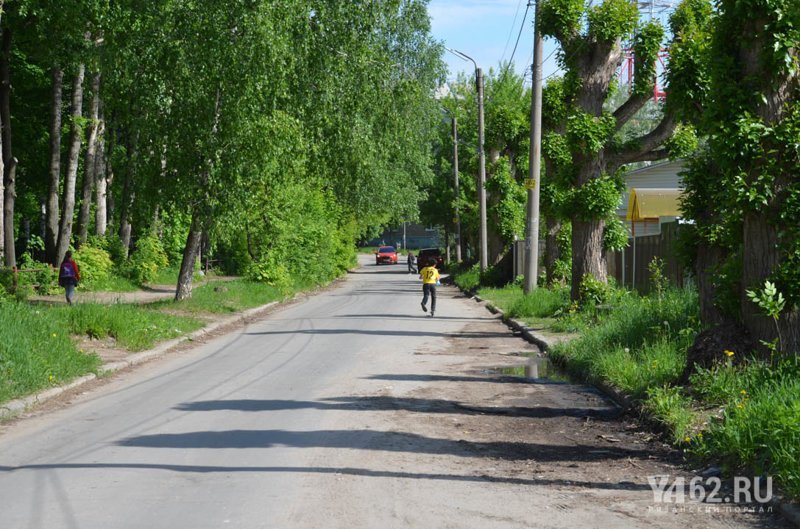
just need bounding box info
[0,300,282,422]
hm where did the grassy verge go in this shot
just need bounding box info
[150,279,285,314]
[0,277,296,408]
[46,303,204,351]
[460,269,800,500]
[0,301,102,403]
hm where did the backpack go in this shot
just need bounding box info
[59,261,77,286]
[60,261,75,278]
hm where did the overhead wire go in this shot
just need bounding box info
[499,0,526,65]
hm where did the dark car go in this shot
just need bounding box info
[375,246,398,265]
[417,248,444,269]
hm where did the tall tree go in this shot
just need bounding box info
[539,0,683,299]
[54,63,85,264]
[1,24,14,267]
[676,0,800,352]
[76,71,100,246]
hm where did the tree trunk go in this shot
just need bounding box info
[94,114,107,236]
[0,26,10,267]
[544,216,562,286]
[76,72,101,246]
[175,210,202,301]
[45,67,64,264]
[695,243,727,326]
[55,64,86,264]
[118,167,133,258]
[570,217,607,300]
[0,0,5,266]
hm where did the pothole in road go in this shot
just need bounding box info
[485,356,571,382]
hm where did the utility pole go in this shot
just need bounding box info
[452,116,462,263]
[476,67,487,271]
[524,0,543,293]
[446,48,487,271]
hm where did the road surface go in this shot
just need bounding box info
[0,255,788,528]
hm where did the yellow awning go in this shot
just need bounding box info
[626,188,682,221]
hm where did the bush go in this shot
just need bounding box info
[125,234,169,285]
[245,257,291,290]
[74,245,114,287]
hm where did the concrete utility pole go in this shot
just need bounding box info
[452,117,462,263]
[447,47,487,271]
[524,0,543,293]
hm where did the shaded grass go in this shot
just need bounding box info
[0,301,101,403]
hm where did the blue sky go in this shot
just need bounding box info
[427,0,561,84]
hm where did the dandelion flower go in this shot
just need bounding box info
[724,350,734,357]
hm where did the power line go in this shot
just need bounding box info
[500,0,525,64]
[506,2,531,72]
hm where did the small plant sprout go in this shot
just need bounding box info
[746,280,786,356]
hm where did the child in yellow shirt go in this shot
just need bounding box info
[419,258,440,317]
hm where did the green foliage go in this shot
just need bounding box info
[74,245,114,287]
[631,21,665,96]
[603,216,629,252]
[124,235,170,286]
[566,111,616,155]
[664,123,699,158]
[245,258,292,291]
[564,172,624,222]
[648,256,669,298]
[486,158,526,244]
[539,0,584,41]
[578,273,610,307]
[587,0,638,43]
[15,253,59,296]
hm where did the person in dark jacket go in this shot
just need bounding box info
[58,251,81,305]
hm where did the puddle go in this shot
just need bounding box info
[492,357,570,382]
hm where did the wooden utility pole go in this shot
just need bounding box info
[524,0,543,293]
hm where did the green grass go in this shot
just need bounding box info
[81,275,140,293]
[690,358,800,498]
[46,303,204,351]
[0,301,101,403]
[548,289,698,397]
[478,284,568,324]
[152,279,285,314]
[643,386,700,445]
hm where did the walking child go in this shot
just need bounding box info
[58,251,81,305]
[419,258,440,317]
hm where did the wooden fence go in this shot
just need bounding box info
[607,221,685,294]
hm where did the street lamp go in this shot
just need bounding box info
[446,48,488,272]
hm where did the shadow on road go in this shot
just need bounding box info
[173,396,619,420]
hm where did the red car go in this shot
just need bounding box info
[375,246,398,265]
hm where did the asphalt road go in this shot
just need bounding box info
[0,256,481,528]
[0,255,789,529]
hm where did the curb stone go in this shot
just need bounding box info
[0,300,281,422]
[461,283,799,526]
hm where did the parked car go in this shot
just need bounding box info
[375,246,398,265]
[417,248,444,269]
